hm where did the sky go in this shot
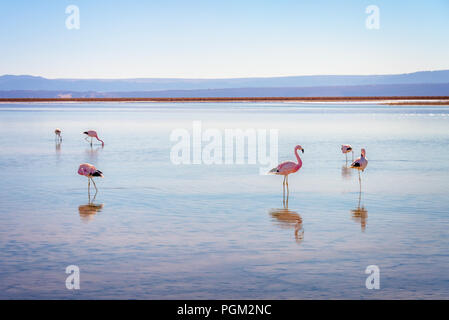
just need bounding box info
[0,0,448,79]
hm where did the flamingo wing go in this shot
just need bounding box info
[78,163,97,176]
[341,145,352,153]
[269,161,294,174]
[275,161,298,174]
[351,157,367,170]
[351,161,361,167]
[350,157,361,167]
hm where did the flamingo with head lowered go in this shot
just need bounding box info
[269,145,304,200]
[83,130,104,147]
[54,128,62,142]
[78,163,104,195]
[341,144,353,162]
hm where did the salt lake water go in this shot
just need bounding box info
[0,102,448,299]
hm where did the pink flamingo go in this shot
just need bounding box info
[78,163,104,194]
[350,148,368,189]
[54,128,62,142]
[341,144,353,162]
[83,130,104,147]
[269,145,304,200]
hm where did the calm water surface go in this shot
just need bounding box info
[0,102,448,299]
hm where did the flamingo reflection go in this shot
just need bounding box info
[78,203,104,222]
[86,145,103,162]
[55,140,62,159]
[78,191,103,222]
[269,195,304,244]
[341,165,352,179]
[351,189,368,232]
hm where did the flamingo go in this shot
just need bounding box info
[78,163,104,195]
[341,144,353,162]
[269,145,304,201]
[350,148,368,190]
[83,130,104,147]
[55,128,62,142]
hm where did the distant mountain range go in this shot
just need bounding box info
[1,70,449,97]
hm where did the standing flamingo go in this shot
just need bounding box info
[55,128,62,142]
[269,145,304,202]
[350,148,368,190]
[83,130,104,147]
[341,144,353,162]
[78,163,104,195]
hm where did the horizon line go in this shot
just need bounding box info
[2,68,449,81]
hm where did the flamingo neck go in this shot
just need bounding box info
[96,136,104,146]
[295,148,302,168]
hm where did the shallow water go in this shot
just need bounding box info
[0,102,448,299]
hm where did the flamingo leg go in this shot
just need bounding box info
[88,186,92,203]
[91,178,98,192]
[352,151,354,161]
[282,175,286,206]
[358,170,362,192]
[286,175,289,197]
[358,184,362,208]
[90,137,93,146]
[87,178,98,204]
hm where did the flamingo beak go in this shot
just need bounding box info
[301,148,304,153]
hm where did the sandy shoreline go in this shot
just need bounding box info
[0,96,449,105]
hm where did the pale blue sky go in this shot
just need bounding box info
[0,0,448,78]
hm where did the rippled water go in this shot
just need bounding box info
[0,102,448,299]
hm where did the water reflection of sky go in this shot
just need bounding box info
[0,103,448,299]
